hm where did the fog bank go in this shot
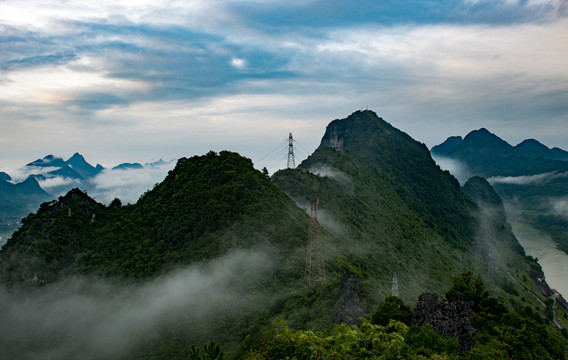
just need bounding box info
[0,249,272,360]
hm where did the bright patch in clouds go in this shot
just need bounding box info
[0,66,151,105]
[230,57,246,69]
[0,0,567,169]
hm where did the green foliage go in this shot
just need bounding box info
[371,295,412,326]
[1,151,308,282]
[189,342,224,360]
[272,110,480,305]
[472,312,566,360]
[445,271,488,305]
[245,318,463,360]
[245,319,416,360]
[406,324,460,358]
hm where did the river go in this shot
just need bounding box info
[510,221,568,298]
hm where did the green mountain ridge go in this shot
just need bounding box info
[0,111,566,359]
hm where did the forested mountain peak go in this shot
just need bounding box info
[15,176,47,195]
[1,151,307,283]
[515,138,568,161]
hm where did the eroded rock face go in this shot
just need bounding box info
[335,273,365,325]
[412,292,476,351]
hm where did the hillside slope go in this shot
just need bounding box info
[0,111,562,359]
[272,111,538,309]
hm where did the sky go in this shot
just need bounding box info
[1,0,567,173]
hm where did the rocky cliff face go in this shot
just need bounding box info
[335,273,365,325]
[412,292,476,351]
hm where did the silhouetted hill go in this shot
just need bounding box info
[112,162,143,170]
[66,152,104,178]
[430,135,462,155]
[432,129,568,177]
[516,139,568,161]
[0,177,51,240]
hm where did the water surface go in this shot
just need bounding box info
[511,221,568,298]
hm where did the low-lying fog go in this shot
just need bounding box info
[0,250,273,360]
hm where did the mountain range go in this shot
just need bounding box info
[1,110,565,359]
[432,128,568,255]
[432,128,568,177]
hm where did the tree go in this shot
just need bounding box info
[371,295,413,326]
[445,271,487,305]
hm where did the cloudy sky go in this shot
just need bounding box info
[1,0,567,172]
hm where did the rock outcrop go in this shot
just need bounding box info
[412,292,476,351]
[335,273,365,325]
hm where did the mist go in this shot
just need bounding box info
[88,161,175,204]
[0,249,273,360]
[6,166,63,183]
[550,197,568,220]
[306,165,351,184]
[37,176,80,191]
[431,155,471,184]
[487,171,568,186]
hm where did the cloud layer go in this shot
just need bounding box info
[1,0,567,170]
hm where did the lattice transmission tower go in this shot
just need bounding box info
[287,132,295,169]
[391,272,399,297]
[305,196,326,286]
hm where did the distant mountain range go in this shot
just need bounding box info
[0,153,170,242]
[431,128,568,177]
[432,128,568,255]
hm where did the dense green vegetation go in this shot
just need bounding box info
[272,111,527,305]
[240,272,566,360]
[1,151,307,283]
[0,111,565,358]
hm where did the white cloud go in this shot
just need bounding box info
[230,57,246,69]
[89,160,175,204]
[432,156,472,184]
[37,176,80,191]
[7,166,61,183]
[488,171,568,186]
[0,66,151,105]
